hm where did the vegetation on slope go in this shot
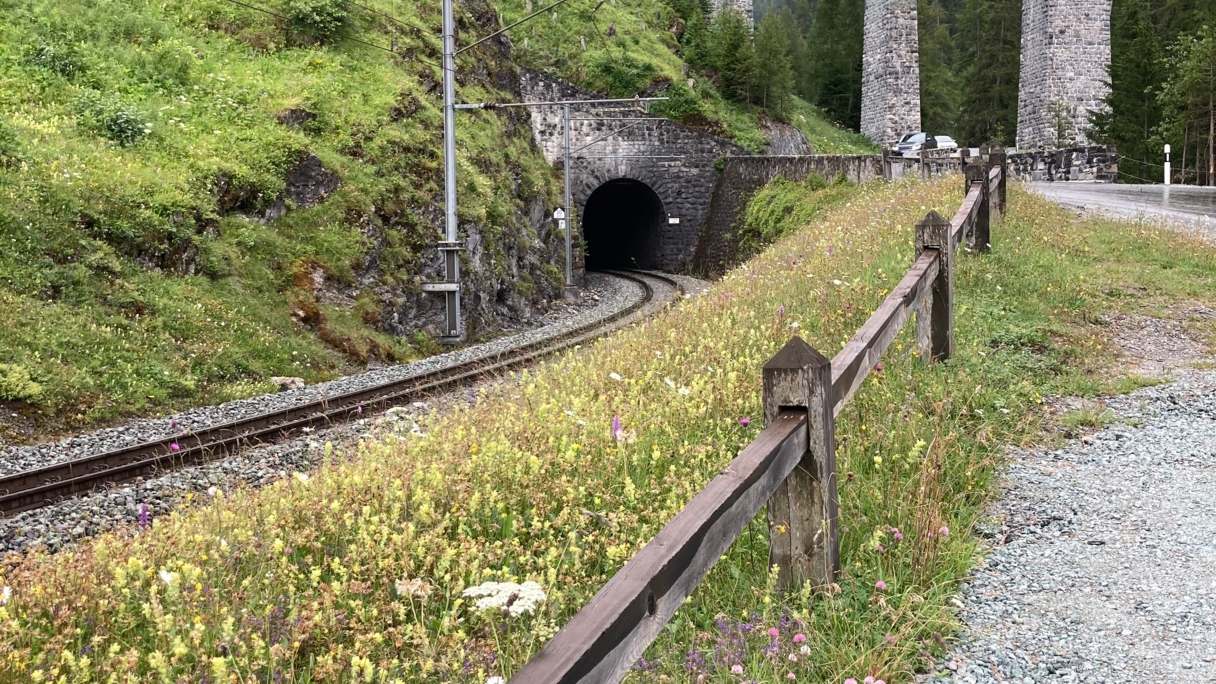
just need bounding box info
[0,0,566,426]
[5,180,1213,681]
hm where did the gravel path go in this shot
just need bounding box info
[0,271,694,556]
[920,315,1216,683]
[0,272,639,474]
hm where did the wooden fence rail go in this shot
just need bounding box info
[508,155,1007,684]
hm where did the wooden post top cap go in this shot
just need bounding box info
[763,336,830,371]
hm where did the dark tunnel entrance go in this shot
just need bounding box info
[582,179,666,270]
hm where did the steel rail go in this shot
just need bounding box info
[0,270,679,515]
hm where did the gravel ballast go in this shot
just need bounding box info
[0,272,640,475]
[919,371,1216,683]
[0,271,688,555]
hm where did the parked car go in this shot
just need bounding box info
[895,133,960,157]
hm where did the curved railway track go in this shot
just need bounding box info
[0,270,681,515]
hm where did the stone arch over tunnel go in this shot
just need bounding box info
[581,178,667,270]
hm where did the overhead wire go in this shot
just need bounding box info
[348,0,439,38]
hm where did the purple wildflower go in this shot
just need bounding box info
[778,305,785,316]
[170,419,177,428]
[139,503,150,528]
[875,363,883,371]
[731,665,744,675]
[612,414,622,439]
[768,627,779,638]
[939,526,950,537]
[739,417,751,426]
[170,443,180,452]
[875,580,887,591]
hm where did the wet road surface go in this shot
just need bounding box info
[1029,183,1216,236]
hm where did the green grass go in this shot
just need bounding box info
[787,96,879,154]
[0,0,564,426]
[6,181,1215,683]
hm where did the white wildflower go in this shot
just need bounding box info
[207,486,220,497]
[677,387,690,396]
[158,569,175,586]
[664,377,676,389]
[832,279,842,285]
[294,472,309,482]
[486,678,505,684]
[609,372,622,381]
[462,580,547,617]
[395,577,432,599]
[789,321,800,329]
[0,586,10,604]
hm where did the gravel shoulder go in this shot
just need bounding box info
[920,314,1216,683]
[0,271,698,557]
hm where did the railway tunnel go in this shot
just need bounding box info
[581,178,667,270]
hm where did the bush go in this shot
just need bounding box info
[0,364,43,403]
[73,91,151,146]
[285,0,350,42]
[582,51,658,97]
[0,122,18,168]
[23,42,85,79]
[651,83,702,119]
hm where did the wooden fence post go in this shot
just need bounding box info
[964,161,991,252]
[991,148,1008,217]
[762,337,839,591]
[915,211,953,362]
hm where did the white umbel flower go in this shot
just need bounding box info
[461,580,546,617]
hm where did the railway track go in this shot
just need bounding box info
[0,270,680,515]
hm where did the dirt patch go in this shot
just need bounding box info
[1103,306,1215,379]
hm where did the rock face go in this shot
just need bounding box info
[861,0,921,145]
[761,119,814,156]
[709,0,753,25]
[1016,0,1112,149]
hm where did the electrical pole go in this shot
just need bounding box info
[562,103,575,299]
[437,0,462,341]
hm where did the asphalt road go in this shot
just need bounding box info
[1029,183,1216,233]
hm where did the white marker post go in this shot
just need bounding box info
[1164,144,1171,185]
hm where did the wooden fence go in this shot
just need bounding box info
[508,152,1009,683]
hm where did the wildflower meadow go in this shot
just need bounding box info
[2,179,1215,683]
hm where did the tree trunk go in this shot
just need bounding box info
[1209,93,1214,187]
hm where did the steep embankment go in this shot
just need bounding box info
[0,0,866,433]
[0,0,565,429]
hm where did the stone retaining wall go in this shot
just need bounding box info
[1008,146,1118,182]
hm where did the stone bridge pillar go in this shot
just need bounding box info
[1016,0,1112,149]
[861,0,921,146]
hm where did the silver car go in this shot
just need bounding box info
[896,133,959,157]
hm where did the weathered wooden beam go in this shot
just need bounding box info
[950,187,980,253]
[763,336,838,592]
[508,410,809,684]
[964,161,991,252]
[915,210,954,362]
[830,250,939,415]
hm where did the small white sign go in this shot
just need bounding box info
[668,217,680,225]
[557,219,567,232]
[553,207,566,220]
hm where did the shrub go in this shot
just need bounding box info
[73,91,151,146]
[23,42,85,79]
[0,122,18,167]
[285,0,350,42]
[651,83,702,119]
[0,364,43,403]
[582,51,658,97]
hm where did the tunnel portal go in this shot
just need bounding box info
[582,178,666,270]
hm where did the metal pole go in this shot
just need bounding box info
[562,103,576,298]
[1164,143,1172,185]
[439,0,462,341]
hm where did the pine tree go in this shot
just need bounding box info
[805,0,864,129]
[1158,23,1216,185]
[776,6,813,101]
[755,10,796,115]
[955,0,1021,145]
[707,8,759,105]
[918,0,960,135]
[1091,0,1165,183]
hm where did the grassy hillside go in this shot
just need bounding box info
[0,0,565,427]
[7,182,1214,681]
[0,0,869,431]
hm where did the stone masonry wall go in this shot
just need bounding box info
[861,0,921,144]
[1016,0,1112,149]
[711,0,753,25]
[692,155,885,275]
[1008,146,1118,182]
[519,69,747,277]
